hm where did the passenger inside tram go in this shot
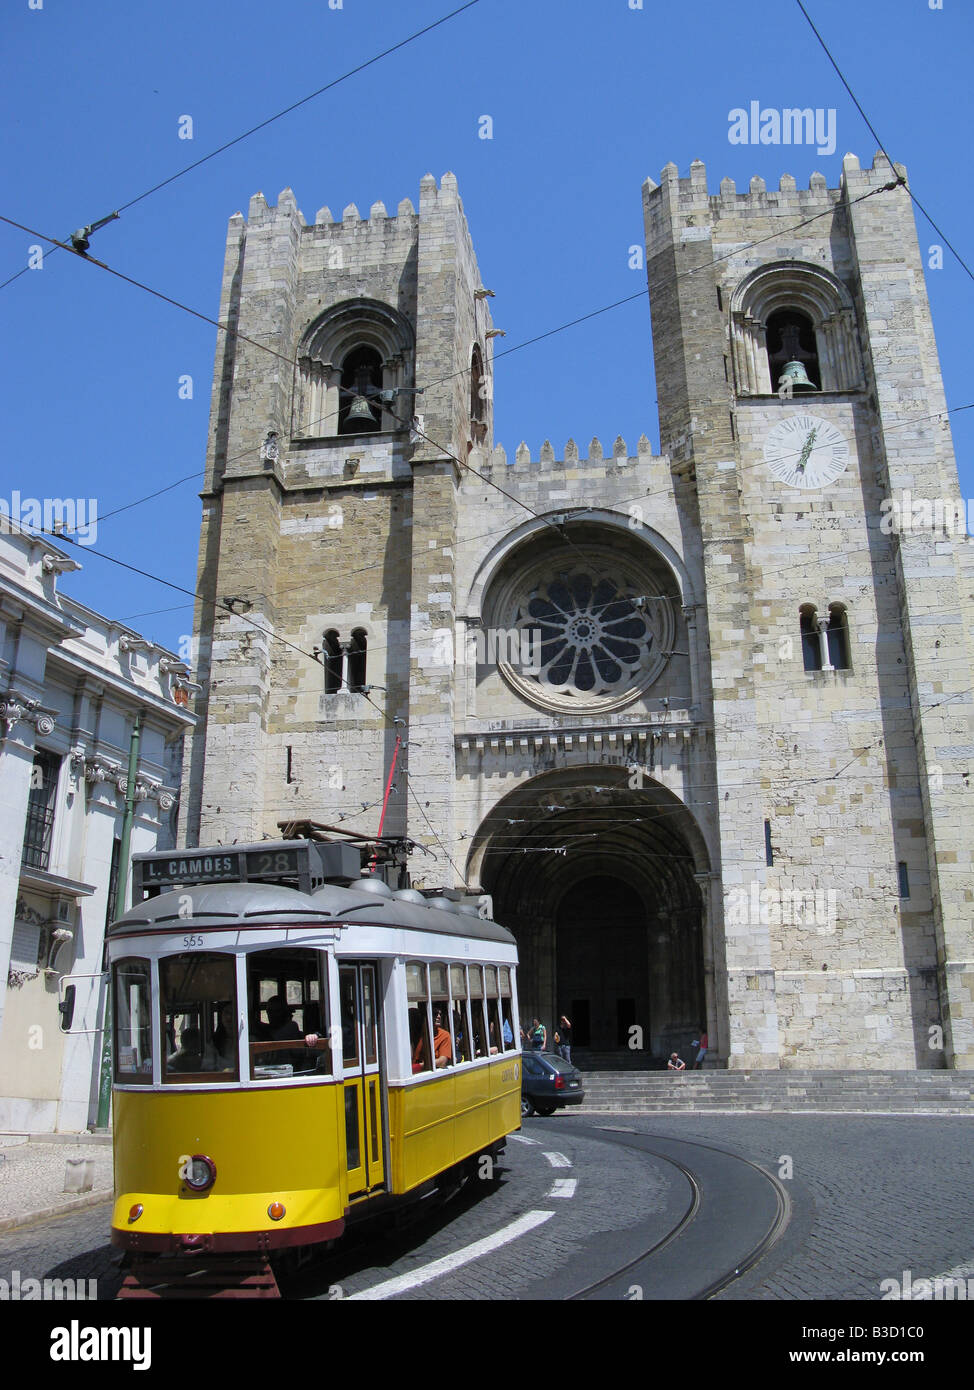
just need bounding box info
[167,1027,203,1072]
[452,1006,469,1062]
[431,1006,452,1067]
[203,1002,237,1071]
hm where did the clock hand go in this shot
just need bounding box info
[796,427,818,473]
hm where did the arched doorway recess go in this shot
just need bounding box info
[466,768,712,1062]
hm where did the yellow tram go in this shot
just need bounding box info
[107,840,521,1293]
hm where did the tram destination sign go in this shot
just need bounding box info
[138,851,243,888]
[132,841,360,899]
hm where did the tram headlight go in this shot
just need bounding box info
[183,1155,217,1192]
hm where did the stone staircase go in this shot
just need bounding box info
[575,1069,974,1114]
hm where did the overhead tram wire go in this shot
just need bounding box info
[14,501,470,881]
[18,248,972,857]
[88,375,974,627]
[24,513,974,840]
[30,393,974,686]
[0,1,485,295]
[793,0,974,286]
[109,414,974,639]
[10,179,974,696]
[1,176,907,540]
[23,348,974,689]
[34,503,974,782]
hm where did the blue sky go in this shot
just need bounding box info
[2,0,971,658]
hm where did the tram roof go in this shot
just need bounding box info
[109,879,516,946]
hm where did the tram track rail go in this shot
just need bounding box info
[564,1123,791,1301]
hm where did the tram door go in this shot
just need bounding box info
[338,962,385,1200]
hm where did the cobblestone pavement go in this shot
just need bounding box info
[0,1138,113,1226]
[1,1112,972,1301]
[291,1123,673,1301]
[559,1113,974,1301]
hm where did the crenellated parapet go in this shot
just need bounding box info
[240,182,425,239]
[484,433,657,473]
[642,152,905,261]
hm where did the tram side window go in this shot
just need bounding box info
[407,962,432,1074]
[248,948,331,1081]
[499,967,516,1050]
[160,953,237,1084]
[449,964,472,1064]
[114,958,153,1084]
[429,963,452,1068]
[468,966,487,1058]
[485,966,502,1055]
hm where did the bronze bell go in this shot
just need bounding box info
[777,359,818,393]
[345,394,378,427]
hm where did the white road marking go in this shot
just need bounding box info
[543,1151,571,1168]
[548,1178,577,1199]
[509,1134,538,1145]
[346,1210,556,1300]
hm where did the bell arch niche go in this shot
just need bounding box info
[730,262,863,396]
[293,298,415,439]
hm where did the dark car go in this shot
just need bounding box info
[520,1051,585,1117]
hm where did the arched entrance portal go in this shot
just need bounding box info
[467,769,712,1063]
[556,876,648,1049]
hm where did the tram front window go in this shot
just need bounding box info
[160,953,238,1084]
[247,948,331,1080]
[114,958,153,1084]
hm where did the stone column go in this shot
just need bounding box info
[0,716,41,1039]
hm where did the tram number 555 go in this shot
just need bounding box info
[182,934,205,948]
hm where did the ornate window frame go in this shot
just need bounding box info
[481,531,676,716]
[730,261,863,396]
[292,298,414,440]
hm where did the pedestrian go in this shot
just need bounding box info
[556,1014,573,1064]
[530,1017,546,1051]
[667,1052,686,1072]
[692,1027,708,1070]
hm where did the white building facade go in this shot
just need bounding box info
[0,521,194,1132]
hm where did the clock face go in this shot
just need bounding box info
[763,413,850,490]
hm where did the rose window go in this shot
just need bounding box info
[482,533,676,715]
[515,572,653,696]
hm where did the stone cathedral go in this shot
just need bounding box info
[179,154,974,1071]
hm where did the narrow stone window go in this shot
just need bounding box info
[826,603,851,671]
[764,819,773,867]
[323,629,343,694]
[22,749,61,871]
[897,862,910,898]
[470,345,486,429]
[799,605,821,671]
[729,262,862,396]
[347,628,368,692]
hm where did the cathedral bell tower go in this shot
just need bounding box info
[180,175,494,891]
[643,154,974,1069]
